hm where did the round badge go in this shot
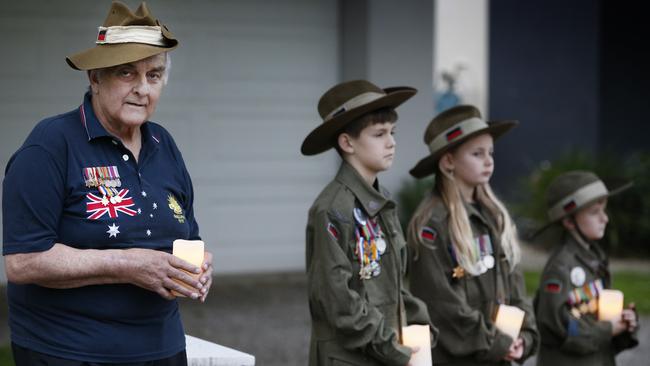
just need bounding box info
[109,196,116,204]
[570,266,586,287]
[353,208,366,225]
[114,195,122,203]
[483,255,495,269]
[477,261,488,274]
[375,237,387,254]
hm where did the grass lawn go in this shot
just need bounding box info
[524,270,650,314]
[0,345,12,366]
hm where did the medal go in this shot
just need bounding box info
[353,208,366,225]
[477,261,488,274]
[369,261,381,277]
[475,234,494,272]
[570,266,586,287]
[452,266,465,279]
[375,237,386,254]
[588,298,598,314]
[359,264,372,280]
[483,255,495,269]
[571,307,582,319]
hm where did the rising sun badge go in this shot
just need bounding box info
[167,194,186,223]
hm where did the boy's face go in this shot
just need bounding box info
[344,121,396,176]
[572,198,609,240]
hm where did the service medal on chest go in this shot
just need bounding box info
[570,266,586,287]
[375,237,387,254]
[477,261,488,274]
[483,255,495,269]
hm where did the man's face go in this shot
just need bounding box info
[90,53,166,129]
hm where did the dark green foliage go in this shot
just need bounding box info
[396,176,435,232]
[0,344,13,366]
[514,150,650,257]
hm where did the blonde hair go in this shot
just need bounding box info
[408,160,521,276]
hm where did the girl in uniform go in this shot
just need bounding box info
[406,105,539,365]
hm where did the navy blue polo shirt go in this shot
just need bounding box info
[2,92,200,362]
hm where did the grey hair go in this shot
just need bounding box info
[87,52,171,91]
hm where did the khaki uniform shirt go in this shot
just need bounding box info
[409,197,539,365]
[306,161,435,366]
[534,233,638,366]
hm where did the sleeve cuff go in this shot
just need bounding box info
[484,330,512,361]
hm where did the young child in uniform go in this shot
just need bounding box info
[301,80,437,366]
[406,105,539,365]
[534,170,639,365]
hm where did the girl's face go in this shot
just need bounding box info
[443,133,494,190]
[573,198,609,240]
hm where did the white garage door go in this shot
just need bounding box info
[0,0,339,278]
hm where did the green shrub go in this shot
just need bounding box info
[395,150,650,258]
[396,176,435,232]
[0,344,13,366]
[513,150,650,257]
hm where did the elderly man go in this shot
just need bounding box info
[2,2,212,365]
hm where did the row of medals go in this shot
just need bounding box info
[84,169,123,205]
[354,208,386,280]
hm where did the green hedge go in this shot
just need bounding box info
[0,344,13,366]
[513,150,650,257]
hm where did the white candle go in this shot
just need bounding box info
[172,239,205,297]
[598,289,624,321]
[401,325,432,366]
[494,304,525,340]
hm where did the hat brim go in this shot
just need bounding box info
[409,120,518,179]
[300,87,417,156]
[66,42,178,70]
[531,181,634,239]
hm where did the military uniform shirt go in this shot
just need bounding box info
[2,92,199,362]
[306,161,435,366]
[409,197,539,365]
[534,234,638,366]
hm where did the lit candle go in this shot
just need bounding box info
[494,304,525,340]
[598,289,623,321]
[401,325,432,366]
[172,239,205,297]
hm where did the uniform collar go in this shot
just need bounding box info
[566,232,607,273]
[79,92,161,147]
[427,193,496,233]
[335,160,393,217]
[465,201,491,227]
[80,92,112,141]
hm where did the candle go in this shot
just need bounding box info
[598,289,623,321]
[401,325,432,366]
[494,304,525,340]
[172,239,205,297]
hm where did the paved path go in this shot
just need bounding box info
[182,272,648,366]
[1,270,647,365]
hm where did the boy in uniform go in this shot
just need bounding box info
[301,80,436,366]
[534,171,639,365]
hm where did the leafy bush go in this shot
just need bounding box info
[513,150,650,257]
[395,150,650,258]
[396,176,435,232]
